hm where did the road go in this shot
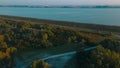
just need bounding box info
[43,51,76,60]
[15,46,98,68]
[43,46,98,60]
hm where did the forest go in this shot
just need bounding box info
[0,18,119,68]
[76,39,120,68]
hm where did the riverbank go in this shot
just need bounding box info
[0,15,120,34]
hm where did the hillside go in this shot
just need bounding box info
[0,17,119,68]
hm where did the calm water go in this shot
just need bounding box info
[0,7,120,26]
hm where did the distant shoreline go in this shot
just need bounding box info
[1,5,120,8]
[0,15,120,33]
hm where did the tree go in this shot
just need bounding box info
[0,41,7,49]
[6,47,17,68]
[41,40,53,48]
[42,34,48,40]
[38,59,50,68]
[77,45,120,68]
[0,35,4,41]
[32,61,38,68]
[67,37,72,43]
[0,51,6,60]
[32,59,50,68]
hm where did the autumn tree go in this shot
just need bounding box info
[32,59,50,68]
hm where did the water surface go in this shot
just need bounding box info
[0,7,120,26]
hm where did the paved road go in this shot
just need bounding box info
[43,46,98,60]
[43,51,76,60]
[15,46,98,68]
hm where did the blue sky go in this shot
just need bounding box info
[0,0,120,5]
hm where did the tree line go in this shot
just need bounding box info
[0,18,118,68]
[76,39,120,68]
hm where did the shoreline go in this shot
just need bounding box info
[1,5,120,8]
[0,15,120,33]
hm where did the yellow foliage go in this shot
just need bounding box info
[42,33,48,40]
[0,51,6,60]
[6,48,11,57]
[32,61,38,68]
[0,35,4,41]
[0,41,8,48]
[9,47,17,54]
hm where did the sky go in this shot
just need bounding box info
[0,0,120,5]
